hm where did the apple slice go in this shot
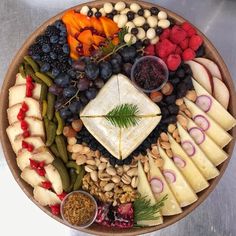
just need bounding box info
[7,97,42,125]
[15,73,26,85]
[194,58,222,80]
[185,60,213,94]
[33,186,61,206]
[212,77,229,109]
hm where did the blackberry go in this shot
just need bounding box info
[28,43,42,56]
[45,25,60,37]
[51,60,61,69]
[35,35,50,45]
[51,44,63,54]
[58,54,69,63]
[41,54,53,64]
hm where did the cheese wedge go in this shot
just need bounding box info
[186,117,228,166]
[137,161,163,226]
[184,98,232,148]
[177,123,219,180]
[33,186,61,206]
[168,134,209,192]
[12,136,45,154]
[192,79,236,131]
[7,97,42,125]
[158,145,198,207]
[148,154,182,215]
[9,83,41,107]
[6,117,45,149]
[81,74,161,160]
[17,148,54,171]
[21,167,47,187]
[15,73,26,85]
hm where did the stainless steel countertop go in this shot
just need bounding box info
[0,1,235,236]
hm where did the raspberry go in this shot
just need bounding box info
[169,25,187,44]
[179,38,189,50]
[50,204,60,215]
[189,35,203,51]
[144,44,155,56]
[182,48,196,61]
[156,39,176,58]
[166,54,181,71]
[187,28,197,37]
[160,28,171,40]
[41,181,52,189]
[181,22,193,31]
[175,46,183,55]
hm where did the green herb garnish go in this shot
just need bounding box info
[134,194,168,225]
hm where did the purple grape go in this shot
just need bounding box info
[77,77,90,91]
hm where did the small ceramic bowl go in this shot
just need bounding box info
[131,56,169,93]
[60,190,98,229]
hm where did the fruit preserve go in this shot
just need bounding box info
[131,56,169,93]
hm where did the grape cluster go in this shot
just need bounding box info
[28,20,71,76]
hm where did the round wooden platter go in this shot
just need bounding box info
[0,0,235,235]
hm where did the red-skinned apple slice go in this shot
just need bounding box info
[185,60,213,94]
[194,57,222,80]
[212,77,229,109]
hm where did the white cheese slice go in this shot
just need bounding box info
[177,123,219,180]
[168,134,209,193]
[15,73,26,85]
[184,98,232,148]
[186,117,228,166]
[158,145,197,207]
[137,161,163,226]
[81,74,161,160]
[192,78,236,131]
[148,154,182,216]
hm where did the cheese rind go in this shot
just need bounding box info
[148,154,182,216]
[192,79,236,131]
[184,98,232,148]
[168,134,209,193]
[158,145,198,207]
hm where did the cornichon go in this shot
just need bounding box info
[35,72,53,86]
[19,64,26,78]
[52,158,70,192]
[42,100,47,117]
[24,55,39,72]
[55,135,68,163]
[40,83,48,102]
[46,121,57,147]
[43,116,49,131]
[50,143,60,157]
[24,63,42,84]
[66,161,82,174]
[73,167,85,191]
[47,93,55,120]
[55,111,64,135]
[68,169,77,192]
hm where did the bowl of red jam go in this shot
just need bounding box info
[131,56,169,93]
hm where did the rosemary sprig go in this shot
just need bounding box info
[133,194,168,224]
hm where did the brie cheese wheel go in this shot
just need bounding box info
[186,117,228,166]
[158,145,198,207]
[81,74,161,160]
[177,123,219,180]
[184,98,232,148]
[168,134,209,193]
[137,161,163,226]
[148,154,182,216]
[192,79,236,131]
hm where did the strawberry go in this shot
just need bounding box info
[144,44,155,56]
[182,48,196,61]
[156,39,176,58]
[189,35,203,51]
[169,25,187,44]
[175,46,183,55]
[166,54,181,71]
[179,38,189,50]
[160,28,171,40]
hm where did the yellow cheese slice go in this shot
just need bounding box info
[177,123,219,180]
[148,154,182,215]
[184,98,232,148]
[192,79,236,131]
[137,161,163,226]
[168,134,209,192]
[158,145,198,207]
[186,117,228,166]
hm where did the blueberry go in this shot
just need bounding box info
[155,26,163,35]
[87,10,93,17]
[40,63,50,72]
[177,83,188,98]
[143,23,150,31]
[131,28,139,35]
[55,73,70,87]
[50,35,59,44]
[127,11,135,21]
[85,87,98,100]
[176,68,185,78]
[95,11,102,18]
[69,100,81,114]
[60,107,72,120]
[63,86,77,98]
[165,94,176,104]
[171,77,180,85]
[135,40,143,49]
[52,68,60,77]
[50,52,57,60]
[42,44,51,53]
[99,61,112,80]
[150,7,159,15]
[62,44,70,54]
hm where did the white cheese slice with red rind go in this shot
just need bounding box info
[148,154,182,216]
[158,145,198,207]
[192,78,236,131]
[168,134,209,193]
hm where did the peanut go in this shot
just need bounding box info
[160,132,169,142]
[71,119,83,132]
[63,126,76,137]
[186,90,197,102]
[168,124,176,133]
